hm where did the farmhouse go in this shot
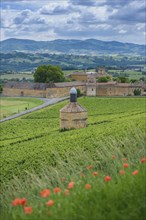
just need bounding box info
[68,67,107,82]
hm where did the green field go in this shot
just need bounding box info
[0,97,145,219]
[0,97,44,119]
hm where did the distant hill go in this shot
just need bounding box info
[0,38,145,55]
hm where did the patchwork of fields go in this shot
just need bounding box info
[0,97,145,183]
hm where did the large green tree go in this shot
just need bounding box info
[33,65,65,83]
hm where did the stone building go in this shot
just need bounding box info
[60,87,87,130]
[68,67,107,82]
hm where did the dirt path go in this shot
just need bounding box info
[0,97,68,123]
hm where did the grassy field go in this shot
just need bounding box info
[0,97,44,119]
[0,97,145,219]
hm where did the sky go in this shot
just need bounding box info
[0,0,146,44]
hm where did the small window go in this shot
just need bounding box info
[92,88,94,91]
[21,91,24,96]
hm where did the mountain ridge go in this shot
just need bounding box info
[0,38,145,55]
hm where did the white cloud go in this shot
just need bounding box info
[0,0,145,44]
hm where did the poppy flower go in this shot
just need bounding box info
[123,163,129,168]
[54,187,61,193]
[12,198,21,206]
[19,198,27,206]
[64,189,70,196]
[12,198,27,206]
[87,165,93,170]
[141,158,146,163]
[46,200,54,207]
[85,184,91,189]
[119,170,125,175]
[68,181,74,189]
[24,206,32,214]
[112,155,116,159]
[104,176,112,182]
[132,170,139,175]
[40,189,51,198]
[93,171,98,177]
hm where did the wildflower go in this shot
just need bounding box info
[104,176,112,182]
[12,198,27,206]
[68,181,74,189]
[61,177,65,182]
[54,187,61,194]
[119,170,125,175]
[93,171,98,177]
[20,198,27,206]
[123,163,129,168]
[85,184,91,189]
[24,206,32,214]
[46,200,54,207]
[12,198,21,206]
[40,189,51,198]
[141,158,146,163]
[87,165,93,170]
[112,155,116,159]
[64,189,70,196]
[132,170,139,175]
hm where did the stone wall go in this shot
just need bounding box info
[46,85,86,98]
[3,84,86,98]
[3,88,46,97]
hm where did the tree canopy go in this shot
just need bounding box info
[33,65,65,83]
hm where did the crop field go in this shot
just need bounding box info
[0,97,44,119]
[0,97,145,219]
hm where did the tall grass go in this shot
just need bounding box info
[1,130,146,220]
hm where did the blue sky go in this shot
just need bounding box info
[1,0,145,44]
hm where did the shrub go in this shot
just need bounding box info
[134,89,141,96]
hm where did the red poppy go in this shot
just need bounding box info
[85,184,91,189]
[12,198,21,206]
[24,206,32,214]
[40,189,51,198]
[54,187,61,193]
[132,170,139,175]
[20,198,27,206]
[46,200,54,207]
[141,158,146,163]
[64,189,70,195]
[87,165,93,170]
[12,198,27,206]
[68,181,74,189]
[123,163,129,168]
[119,170,125,175]
[112,155,116,159]
[93,171,98,176]
[104,176,112,182]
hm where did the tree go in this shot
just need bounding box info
[33,65,65,83]
[98,76,111,83]
[117,76,129,83]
